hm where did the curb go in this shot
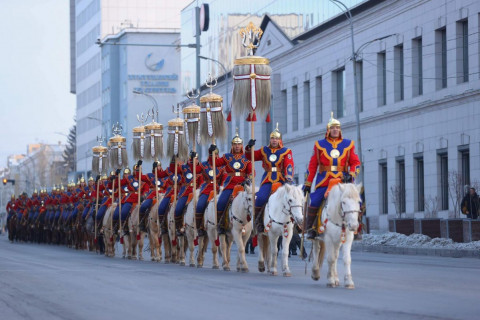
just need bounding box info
[352,243,480,259]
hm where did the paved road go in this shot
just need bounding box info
[1,235,479,320]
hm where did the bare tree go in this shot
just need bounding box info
[62,124,76,173]
[390,184,403,218]
[424,195,440,218]
[448,171,464,218]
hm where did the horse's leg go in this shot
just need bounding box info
[178,235,185,266]
[138,232,144,261]
[326,238,340,287]
[282,229,293,277]
[269,233,278,276]
[219,234,230,271]
[162,233,171,263]
[196,235,205,268]
[257,234,266,272]
[188,229,195,267]
[232,228,246,272]
[240,231,251,272]
[343,234,355,289]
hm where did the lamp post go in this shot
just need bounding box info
[133,90,159,122]
[86,116,108,139]
[330,0,398,185]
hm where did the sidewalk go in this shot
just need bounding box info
[352,242,480,258]
[351,232,480,259]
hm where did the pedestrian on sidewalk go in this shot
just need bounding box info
[461,187,480,219]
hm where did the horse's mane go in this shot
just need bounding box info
[336,183,361,201]
[276,184,303,200]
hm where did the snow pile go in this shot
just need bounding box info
[361,232,480,250]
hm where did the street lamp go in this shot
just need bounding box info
[133,90,159,122]
[87,116,108,139]
[198,55,229,111]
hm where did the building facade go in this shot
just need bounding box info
[70,0,190,176]
[182,0,480,231]
[101,29,181,169]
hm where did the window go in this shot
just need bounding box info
[377,51,386,106]
[457,20,469,83]
[280,89,287,133]
[303,81,310,127]
[394,45,404,101]
[396,159,406,214]
[460,147,470,186]
[414,155,425,211]
[435,28,447,89]
[438,152,448,210]
[334,68,345,117]
[292,85,298,131]
[412,37,423,96]
[355,60,363,111]
[380,161,388,214]
[315,76,322,124]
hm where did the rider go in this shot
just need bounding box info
[174,156,204,236]
[245,123,294,233]
[208,131,252,234]
[192,156,224,237]
[156,157,183,234]
[303,112,361,239]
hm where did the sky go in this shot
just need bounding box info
[0,0,75,167]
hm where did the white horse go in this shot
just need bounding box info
[257,184,304,276]
[183,189,209,268]
[167,201,184,265]
[310,183,362,289]
[128,204,147,260]
[229,184,254,272]
[204,188,234,270]
[147,195,169,262]
[102,203,117,257]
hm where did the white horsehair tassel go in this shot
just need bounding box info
[206,102,213,136]
[140,133,144,158]
[118,144,122,166]
[150,130,155,158]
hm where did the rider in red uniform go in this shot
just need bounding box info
[303,113,361,239]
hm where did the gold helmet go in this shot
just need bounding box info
[101,174,108,180]
[270,122,281,139]
[326,111,342,138]
[327,111,341,129]
[231,127,243,144]
[88,176,94,182]
[110,171,116,176]
[33,188,38,194]
[123,168,131,175]
[60,185,65,191]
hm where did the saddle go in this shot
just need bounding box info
[324,178,342,198]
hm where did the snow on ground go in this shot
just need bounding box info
[361,232,480,250]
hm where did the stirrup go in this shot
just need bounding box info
[307,229,318,240]
[197,228,206,237]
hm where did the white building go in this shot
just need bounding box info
[183,0,480,231]
[70,0,190,176]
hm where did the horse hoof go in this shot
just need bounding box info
[212,265,219,270]
[283,272,291,277]
[327,283,337,288]
[151,258,155,261]
[189,263,195,267]
[236,268,241,272]
[197,264,203,268]
[164,261,170,264]
[131,256,137,260]
[345,284,355,289]
[223,267,230,271]
[311,275,320,281]
[242,268,249,273]
[179,262,185,266]
[270,271,278,276]
[139,257,144,261]
[258,262,265,273]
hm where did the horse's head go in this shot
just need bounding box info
[337,183,362,232]
[282,184,304,227]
